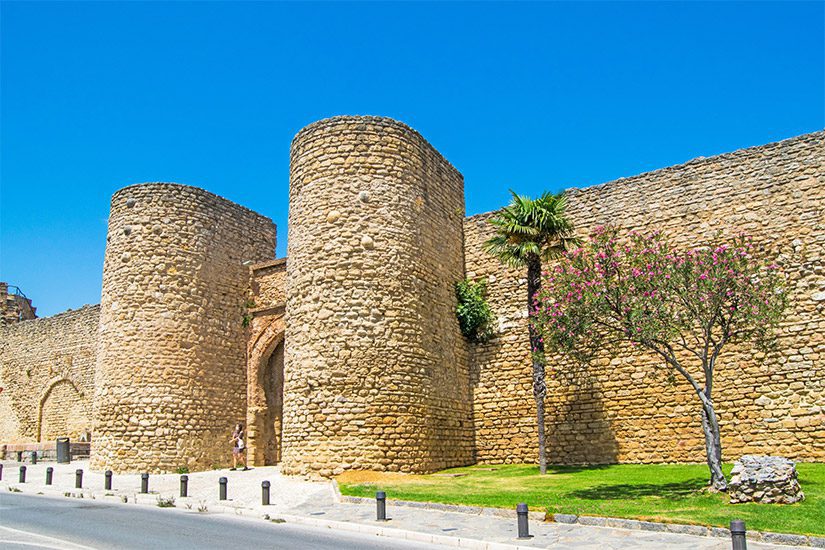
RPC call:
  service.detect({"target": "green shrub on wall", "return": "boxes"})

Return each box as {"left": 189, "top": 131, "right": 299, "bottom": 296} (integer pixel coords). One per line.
{"left": 455, "top": 278, "right": 496, "bottom": 343}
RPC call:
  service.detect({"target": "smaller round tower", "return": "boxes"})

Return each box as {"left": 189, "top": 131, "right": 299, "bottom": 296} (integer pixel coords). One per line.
{"left": 91, "top": 183, "right": 276, "bottom": 473}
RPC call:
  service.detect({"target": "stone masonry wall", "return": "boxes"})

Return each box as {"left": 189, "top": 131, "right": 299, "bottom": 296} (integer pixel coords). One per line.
{"left": 0, "top": 305, "right": 98, "bottom": 443}
{"left": 91, "top": 183, "right": 276, "bottom": 473}
{"left": 467, "top": 131, "right": 824, "bottom": 465}
{"left": 250, "top": 259, "right": 287, "bottom": 310}
{"left": 283, "top": 116, "right": 474, "bottom": 477}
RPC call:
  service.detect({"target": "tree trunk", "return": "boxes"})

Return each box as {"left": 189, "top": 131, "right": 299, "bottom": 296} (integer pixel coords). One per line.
{"left": 526, "top": 255, "right": 547, "bottom": 475}
{"left": 533, "top": 369, "right": 547, "bottom": 475}
{"left": 699, "top": 396, "right": 727, "bottom": 491}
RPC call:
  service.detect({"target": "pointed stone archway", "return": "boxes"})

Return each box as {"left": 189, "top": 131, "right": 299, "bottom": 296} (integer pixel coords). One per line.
{"left": 246, "top": 311, "right": 285, "bottom": 466}
{"left": 36, "top": 376, "right": 88, "bottom": 442}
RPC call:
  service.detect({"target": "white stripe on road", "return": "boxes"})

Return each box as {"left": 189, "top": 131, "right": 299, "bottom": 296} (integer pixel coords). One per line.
{"left": 0, "top": 541, "right": 81, "bottom": 550}
{"left": 0, "top": 525, "right": 99, "bottom": 550}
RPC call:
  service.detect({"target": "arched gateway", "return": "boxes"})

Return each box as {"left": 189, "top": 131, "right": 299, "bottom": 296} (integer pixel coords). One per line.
{"left": 245, "top": 298, "right": 286, "bottom": 466}
{"left": 245, "top": 258, "right": 286, "bottom": 466}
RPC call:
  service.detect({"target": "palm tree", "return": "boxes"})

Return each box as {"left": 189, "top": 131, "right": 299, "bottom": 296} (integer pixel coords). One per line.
{"left": 484, "top": 190, "right": 578, "bottom": 475}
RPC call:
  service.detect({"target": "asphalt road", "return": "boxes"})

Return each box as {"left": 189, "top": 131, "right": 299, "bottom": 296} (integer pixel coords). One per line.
{"left": 0, "top": 492, "right": 444, "bottom": 550}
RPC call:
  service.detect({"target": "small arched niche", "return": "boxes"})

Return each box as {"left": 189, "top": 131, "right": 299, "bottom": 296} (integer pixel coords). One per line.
{"left": 37, "top": 377, "right": 90, "bottom": 442}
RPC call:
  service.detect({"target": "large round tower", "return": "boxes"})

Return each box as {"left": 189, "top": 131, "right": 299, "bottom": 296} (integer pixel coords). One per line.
{"left": 282, "top": 116, "right": 474, "bottom": 477}
{"left": 91, "top": 183, "right": 276, "bottom": 473}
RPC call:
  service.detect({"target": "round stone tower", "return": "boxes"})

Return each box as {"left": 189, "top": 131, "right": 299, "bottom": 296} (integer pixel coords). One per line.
{"left": 91, "top": 183, "right": 276, "bottom": 473}
{"left": 282, "top": 116, "right": 475, "bottom": 477}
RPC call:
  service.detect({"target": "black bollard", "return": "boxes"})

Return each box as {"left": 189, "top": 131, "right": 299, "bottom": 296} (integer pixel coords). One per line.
{"left": 180, "top": 475, "right": 189, "bottom": 497}
{"left": 17, "top": 451, "right": 23, "bottom": 462}
{"left": 19, "top": 465, "right": 27, "bottom": 483}
{"left": 376, "top": 491, "right": 388, "bottom": 521}
{"left": 219, "top": 477, "right": 228, "bottom": 500}
{"left": 105, "top": 470, "right": 113, "bottom": 490}
{"left": 31, "top": 451, "right": 38, "bottom": 465}
{"left": 516, "top": 503, "right": 532, "bottom": 539}
{"left": 75, "top": 469, "right": 83, "bottom": 489}
{"left": 0, "top": 463, "right": 3, "bottom": 480}
{"left": 46, "top": 467, "right": 54, "bottom": 485}
{"left": 141, "top": 473, "right": 149, "bottom": 494}
{"left": 731, "top": 519, "right": 747, "bottom": 550}
{"left": 261, "top": 480, "right": 271, "bottom": 506}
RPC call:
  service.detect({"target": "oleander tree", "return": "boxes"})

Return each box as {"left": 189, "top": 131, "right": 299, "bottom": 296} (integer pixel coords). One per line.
{"left": 484, "top": 190, "right": 579, "bottom": 475}
{"left": 531, "top": 226, "right": 786, "bottom": 491}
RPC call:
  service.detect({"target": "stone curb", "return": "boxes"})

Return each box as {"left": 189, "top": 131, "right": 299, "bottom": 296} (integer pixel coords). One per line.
{"left": 1, "top": 481, "right": 529, "bottom": 550}
{"left": 269, "top": 513, "right": 533, "bottom": 550}
{"left": 333, "top": 485, "right": 821, "bottom": 548}
{"left": 337, "top": 491, "right": 545, "bottom": 522}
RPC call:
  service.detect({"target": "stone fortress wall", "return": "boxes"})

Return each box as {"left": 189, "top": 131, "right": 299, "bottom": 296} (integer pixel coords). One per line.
{"left": 467, "top": 131, "right": 825, "bottom": 465}
{"left": 1, "top": 117, "right": 822, "bottom": 475}
{"left": 0, "top": 305, "right": 99, "bottom": 444}
{"left": 282, "top": 117, "right": 474, "bottom": 477}
{"left": 91, "top": 183, "right": 277, "bottom": 473}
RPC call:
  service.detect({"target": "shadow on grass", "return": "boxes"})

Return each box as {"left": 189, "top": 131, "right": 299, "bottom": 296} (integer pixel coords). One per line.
{"left": 566, "top": 479, "right": 708, "bottom": 501}
{"left": 546, "top": 464, "right": 613, "bottom": 474}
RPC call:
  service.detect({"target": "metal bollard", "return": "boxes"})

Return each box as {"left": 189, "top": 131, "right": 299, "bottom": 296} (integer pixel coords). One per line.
{"left": 219, "top": 477, "right": 228, "bottom": 500}
{"left": 261, "top": 480, "right": 271, "bottom": 506}
{"left": 180, "top": 475, "right": 188, "bottom": 497}
{"left": 141, "top": 473, "right": 149, "bottom": 494}
{"left": 0, "top": 463, "right": 3, "bottom": 480}
{"left": 31, "top": 451, "right": 38, "bottom": 465}
{"left": 105, "top": 470, "right": 113, "bottom": 490}
{"left": 75, "top": 469, "right": 83, "bottom": 489}
{"left": 46, "top": 467, "right": 54, "bottom": 485}
{"left": 516, "top": 503, "right": 532, "bottom": 539}
{"left": 19, "top": 465, "right": 27, "bottom": 483}
{"left": 376, "top": 491, "right": 388, "bottom": 521}
{"left": 17, "top": 451, "right": 23, "bottom": 462}
{"left": 731, "top": 519, "right": 747, "bottom": 550}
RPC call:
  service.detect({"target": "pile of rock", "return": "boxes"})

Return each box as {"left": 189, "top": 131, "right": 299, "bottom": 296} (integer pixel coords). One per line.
{"left": 729, "top": 455, "right": 804, "bottom": 504}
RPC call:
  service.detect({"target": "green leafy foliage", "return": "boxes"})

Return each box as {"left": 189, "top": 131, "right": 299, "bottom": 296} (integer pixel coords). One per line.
{"left": 483, "top": 190, "right": 579, "bottom": 268}
{"left": 242, "top": 298, "right": 257, "bottom": 328}
{"left": 455, "top": 278, "right": 496, "bottom": 343}
{"left": 532, "top": 226, "right": 787, "bottom": 363}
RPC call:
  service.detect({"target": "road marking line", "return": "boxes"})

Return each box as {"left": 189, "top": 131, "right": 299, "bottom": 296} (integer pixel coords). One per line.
{"left": 0, "top": 540, "right": 80, "bottom": 550}
{"left": 0, "top": 525, "right": 99, "bottom": 550}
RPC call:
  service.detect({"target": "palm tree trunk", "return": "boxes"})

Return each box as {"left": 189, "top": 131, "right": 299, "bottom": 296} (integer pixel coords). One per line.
{"left": 526, "top": 254, "right": 547, "bottom": 475}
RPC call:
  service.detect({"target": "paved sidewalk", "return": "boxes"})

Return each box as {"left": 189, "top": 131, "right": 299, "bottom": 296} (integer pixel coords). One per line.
{"left": 0, "top": 460, "right": 810, "bottom": 549}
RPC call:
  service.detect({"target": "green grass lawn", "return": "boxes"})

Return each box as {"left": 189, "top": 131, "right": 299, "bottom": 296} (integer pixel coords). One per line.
{"left": 337, "top": 463, "right": 825, "bottom": 536}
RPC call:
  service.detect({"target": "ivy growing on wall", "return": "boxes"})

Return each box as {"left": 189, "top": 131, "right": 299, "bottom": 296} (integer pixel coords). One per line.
{"left": 454, "top": 278, "right": 496, "bottom": 344}
{"left": 241, "top": 298, "right": 256, "bottom": 328}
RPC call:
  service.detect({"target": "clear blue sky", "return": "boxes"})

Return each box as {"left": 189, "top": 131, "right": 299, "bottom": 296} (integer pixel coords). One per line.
{"left": 1, "top": 1, "right": 823, "bottom": 317}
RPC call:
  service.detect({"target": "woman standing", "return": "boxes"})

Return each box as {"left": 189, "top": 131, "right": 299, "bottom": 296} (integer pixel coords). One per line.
{"left": 230, "top": 423, "right": 249, "bottom": 471}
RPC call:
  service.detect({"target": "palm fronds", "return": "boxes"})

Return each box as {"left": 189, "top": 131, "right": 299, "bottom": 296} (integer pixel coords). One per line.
{"left": 484, "top": 190, "right": 579, "bottom": 267}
